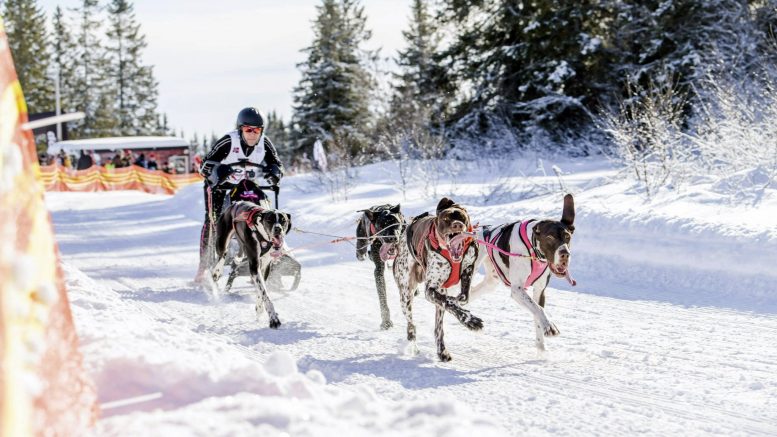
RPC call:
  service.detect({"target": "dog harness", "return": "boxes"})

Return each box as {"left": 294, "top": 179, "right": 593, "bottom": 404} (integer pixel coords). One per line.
{"left": 407, "top": 213, "right": 473, "bottom": 288}
{"left": 234, "top": 206, "right": 264, "bottom": 229}
{"left": 484, "top": 220, "right": 548, "bottom": 290}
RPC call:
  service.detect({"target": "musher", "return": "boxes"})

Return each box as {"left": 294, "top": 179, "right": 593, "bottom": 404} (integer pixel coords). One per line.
{"left": 194, "top": 107, "right": 285, "bottom": 283}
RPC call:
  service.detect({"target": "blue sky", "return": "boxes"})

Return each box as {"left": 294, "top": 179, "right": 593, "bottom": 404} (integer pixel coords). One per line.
{"left": 38, "top": 0, "right": 411, "bottom": 141}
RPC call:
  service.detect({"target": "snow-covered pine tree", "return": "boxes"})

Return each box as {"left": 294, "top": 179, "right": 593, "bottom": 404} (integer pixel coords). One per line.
{"left": 267, "top": 110, "right": 292, "bottom": 162}
{"left": 438, "top": 0, "right": 618, "bottom": 139}
{"left": 105, "top": 0, "right": 159, "bottom": 136}
{"left": 613, "top": 1, "right": 751, "bottom": 90}
{"left": 2, "top": 0, "right": 53, "bottom": 114}
{"left": 292, "top": 0, "right": 376, "bottom": 159}
{"left": 51, "top": 6, "right": 78, "bottom": 127}
{"left": 390, "top": 0, "right": 450, "bottom": 131}
{"left": 69, "top": 0, "right": 114, "bottom": 138}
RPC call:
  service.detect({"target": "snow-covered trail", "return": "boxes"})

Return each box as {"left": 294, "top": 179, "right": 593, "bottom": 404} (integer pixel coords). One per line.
{"left": 49, "top": 178, "right": 777, "bottom": 436}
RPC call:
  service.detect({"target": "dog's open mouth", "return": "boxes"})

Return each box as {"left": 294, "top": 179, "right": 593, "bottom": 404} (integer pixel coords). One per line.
{"left": 446, "top": 232, "right": 468, "bottom": 262}
{"left": 548, "top": 262, "right": 567, "bottom": 277}
{"left": 270, "top": 236, "right": 284, "bottom": 258}
{"left": 379, "top": 243, "right": 397, "bottom": 261}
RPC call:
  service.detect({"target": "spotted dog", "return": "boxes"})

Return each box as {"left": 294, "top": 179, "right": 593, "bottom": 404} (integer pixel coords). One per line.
{"left": 470, "top": 194, "right": 576, "bottom": 350}
{"left": 210, "top": 200, "right": 292, "bottom": 329}
{"left": 392, "top": 198, "right": 483, "bottom": 362}
{"left": 356, "top": 204, "right": 405, "bottom": 330}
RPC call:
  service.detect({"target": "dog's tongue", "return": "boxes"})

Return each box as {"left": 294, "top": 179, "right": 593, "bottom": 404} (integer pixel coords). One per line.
{"left": 379, "top": 244, "right": 396, "bottom": 261}
{"left": 564, "top": 269, "right": 577, "bottom": 286}
{"left": 447, "top": 233, "right": 469, "bottom": 261}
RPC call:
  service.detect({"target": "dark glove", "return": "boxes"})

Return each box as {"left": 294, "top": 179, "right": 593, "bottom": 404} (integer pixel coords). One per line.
{"left": 215, "top": 164, "right": 234, "bottom": 181}
{"left": 265, "top": 166, "right": 281, "bottom": 186}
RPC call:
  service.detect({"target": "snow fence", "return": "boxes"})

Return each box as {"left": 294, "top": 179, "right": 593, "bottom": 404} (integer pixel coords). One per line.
{"left": 39, "top": 164, "right": 203, "bottom": 195}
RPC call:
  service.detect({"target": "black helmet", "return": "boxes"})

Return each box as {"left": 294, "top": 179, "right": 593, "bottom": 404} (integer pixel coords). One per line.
{"left": 235, "top": 107, "right": 265, "bottom": 129}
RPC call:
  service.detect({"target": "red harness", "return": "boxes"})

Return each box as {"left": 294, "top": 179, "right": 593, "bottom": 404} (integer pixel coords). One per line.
{"left": 234, "top": 206, "right": 263, "bottom": 228}
{"left": 427, "top": 222, "right": 473, "bottom": 288}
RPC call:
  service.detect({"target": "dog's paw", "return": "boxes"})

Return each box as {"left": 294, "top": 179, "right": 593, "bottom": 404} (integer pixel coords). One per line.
{"left": 380, "top": 319, "right": 393, "bottom": 330}
{"left": 462, "top": 314, "right": 484, "bottom": 331}
{"left": 438, "top": 349, "right": 452, "bottom": 362}
{"left": 269, "top": 316, "right": 281, "bottom": 329}
{"left": 457, "top": 292, "right": 469, "bottom": 305}
{"left": 356, "top": 252, "right": 366, "bottom": 261}
{"left": 543, "top": 320, "right": 560, "bottom": 337}
{"left": 406, "top": 325, "right": 416, "bottom": 341}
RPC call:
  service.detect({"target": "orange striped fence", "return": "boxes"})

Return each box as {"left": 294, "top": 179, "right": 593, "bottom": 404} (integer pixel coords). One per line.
{"left": 40, "top": 164, "right": 203, "bottom": 194}
{"left": 1, "top": 18, "right": 98, "bottom": 436}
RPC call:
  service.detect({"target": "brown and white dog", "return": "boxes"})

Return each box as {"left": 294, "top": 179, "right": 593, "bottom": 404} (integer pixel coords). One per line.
{"left": 392, "top": 197, "right": 484, "bottom": 362}
{"left": 210, "top": 200, "right": 292, "bottom": 329}
{"left": 469, "top": 194, "right": 575, "bottom": 350}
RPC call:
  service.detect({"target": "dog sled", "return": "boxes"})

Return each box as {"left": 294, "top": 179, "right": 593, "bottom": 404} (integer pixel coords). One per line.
{"left": 204, "top": 160, "right": 301, "bottom": 293}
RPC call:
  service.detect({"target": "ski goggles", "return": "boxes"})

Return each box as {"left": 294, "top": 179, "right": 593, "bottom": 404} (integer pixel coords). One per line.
{"left": 241, "top": 126, "right": 263, "bottom": 134}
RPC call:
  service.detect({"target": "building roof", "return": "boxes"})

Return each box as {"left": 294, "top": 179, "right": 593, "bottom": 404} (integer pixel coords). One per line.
{"left": 48, "top": 136, "right": 190, "bottom": 155}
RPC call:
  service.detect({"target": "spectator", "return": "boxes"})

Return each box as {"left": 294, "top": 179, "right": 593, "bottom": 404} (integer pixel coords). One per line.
{"left": 63, "top": 154, "right": 73, "bottom": 169}
{"left": 76, "top": 150, "right": 93, "bottom": 170}
{"left": 134, "top": 153, "right": 147, "bottom": 168}
{"left": 56, "top": 149, "right": 66, "bottom": 166}
{"left": 113, "top": 152, "right": 123, "bottom": 168}
{"left": 120, "top": 150, "right": 132, "bottom": 168}
{"left": 161, "top": 162, "right": 172, "bottom": 174}
{"left": 147, "top": 153, "right": 158, "bottom": 170}
{"left": 91, "top": 151, "right": 101, "bottom": 167}
{"left": 104, "top": 157, "right": 116, "bottom": 170}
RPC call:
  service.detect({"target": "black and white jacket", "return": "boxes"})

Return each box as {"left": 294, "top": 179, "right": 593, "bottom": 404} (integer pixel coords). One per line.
{"left": 200, "top": 132, "right": 285, "bottom": 181}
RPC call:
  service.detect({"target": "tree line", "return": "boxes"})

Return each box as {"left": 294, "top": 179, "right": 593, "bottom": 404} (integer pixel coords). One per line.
{"left": 4, "top": 0, "right": 776, "bottom": 166}
{"left": 285, "top": 0, "right": 777, "bottom": 166}
{"left": 2, "top": 0, "right": 166, "bottom": 145}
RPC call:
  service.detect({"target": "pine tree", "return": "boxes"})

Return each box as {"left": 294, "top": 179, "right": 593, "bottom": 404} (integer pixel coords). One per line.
{"left": 438, "top": 0, "right": 618, "bottom": 136}
{"left": 292, "top": 0, "right": 376, "bottom": 158}
{"left": 50, "top": 5, "right": 79, "bottom": 128}
{"left": 390, "top": 0, "right": 450, "bottom": 129}
{"left": 2, "top": 0, "right": 53, "bottom": 114}
{"left": 70, "top": 0, "right": 114, "bottom": 138}
{"left": 267, "top": 110, "right": 291, "bottom": 161}
{"left": 105, "top": 0, "right": 159, "bottom": 136}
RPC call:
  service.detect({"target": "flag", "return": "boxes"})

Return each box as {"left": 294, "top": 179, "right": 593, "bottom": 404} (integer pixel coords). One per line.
{"left": 313, "top": 139, "right": 327, "bottom": 172}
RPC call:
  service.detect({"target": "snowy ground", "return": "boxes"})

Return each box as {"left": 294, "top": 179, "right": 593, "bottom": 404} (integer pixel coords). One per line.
{"left": 47, "top": 156, "right": 777, "bottom": 436}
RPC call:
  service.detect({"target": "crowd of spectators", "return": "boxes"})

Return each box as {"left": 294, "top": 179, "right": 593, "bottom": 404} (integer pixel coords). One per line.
{"left": 39, "top": 149, "right": 200, "bottom": 174}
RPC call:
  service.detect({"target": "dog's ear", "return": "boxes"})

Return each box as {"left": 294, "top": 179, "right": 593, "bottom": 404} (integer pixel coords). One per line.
{"left": 390, "top": 203, "right": 401, "bottom": 214}
{"left": 436, "top": 197, "right": 455, "bottom": 214}
{"left": 284, "top": 213, "right": 292, "bottom": 234}
{"left": 561, "top": 194, "right": 575, "bottom": 227}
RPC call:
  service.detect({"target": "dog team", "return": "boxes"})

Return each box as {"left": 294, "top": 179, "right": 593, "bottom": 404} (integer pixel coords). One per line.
{"left": 208, "top": 191, "right": 575, "bottom": 362}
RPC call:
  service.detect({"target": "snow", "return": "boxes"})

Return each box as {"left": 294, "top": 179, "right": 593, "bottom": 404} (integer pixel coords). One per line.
{"left": 46, "top": 156, "right": 777, "bottom": 436}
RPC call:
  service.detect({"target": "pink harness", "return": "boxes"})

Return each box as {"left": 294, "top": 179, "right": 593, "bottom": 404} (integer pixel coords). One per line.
{"left": 485, "top": 220, "right": 548, "bottom": 289}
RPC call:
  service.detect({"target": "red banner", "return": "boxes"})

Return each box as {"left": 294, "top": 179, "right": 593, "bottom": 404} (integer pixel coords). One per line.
{"left": 0, "top": 18, "right": 97, "bottom": 436}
